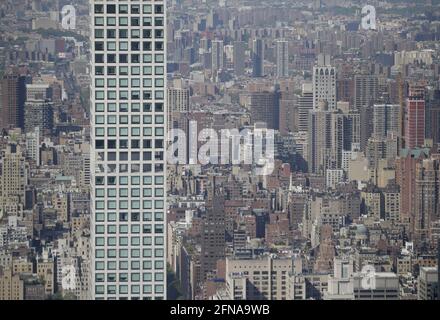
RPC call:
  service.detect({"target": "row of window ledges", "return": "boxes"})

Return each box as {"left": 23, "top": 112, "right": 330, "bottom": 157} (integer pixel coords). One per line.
{"left": 94, "top": 272, "right": 165, "bottom": 284}
{"left": 95, "top": 41, "right": 164, "bottom": 52}
{"left": 94, "top": 102, "right": 164, "bottom": 113}
{"left": 94, "top": 3, "right": 164, "bottom": 15}
{"left": 94, "top": 188, "right": 165, "bottom": 199}
{"left": 95, "top": 138, "right": 164, "bottom": 148}
{"left": 94, "top": 225, "right": 165, "bottom": 235}
{"left": 94, "top": 116, "right": 165, "bottom": 126}
{"left": 94, "top": 51, "right": 164, "bottom": 64}
{"left": 94, "top": 28, "right": 162, "bottom": 39}
{"left": 93, "top": 130, "right": 164, "bottom": 140}
{"left": 92, "top": 127, "right": 164, "bottom": 138}
{"left": 94, "top": 90, "right": 165, "bottom": 100}
{"left": 93, "top": 210, "right": 164, "bottom": 220}
{"left": 95, "top": 158, "right": 165, "bottom": 167}
{"left": 93, "top": 16, "right": 164, "bottom": 27}
{"left": 93, "top": 65, "right": 164, "bottom": 75}
{"left": 94, "top": 78, "right": 165, "bottom": 89}
{"left": 94, "top": 163, "right": 165, "bottom": 173}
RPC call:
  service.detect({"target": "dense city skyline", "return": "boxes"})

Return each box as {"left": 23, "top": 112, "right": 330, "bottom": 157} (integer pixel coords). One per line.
{"left": 0, "top": 0, "right": 439, "bottom": 303}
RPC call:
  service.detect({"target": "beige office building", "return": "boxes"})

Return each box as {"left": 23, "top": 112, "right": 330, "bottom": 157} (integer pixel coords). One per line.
{"left": 223, "top": 255, "right": 293, "bottom": 300}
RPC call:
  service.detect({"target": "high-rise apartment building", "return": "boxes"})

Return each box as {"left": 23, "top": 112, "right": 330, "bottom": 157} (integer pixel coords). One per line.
{"left": 395, "top": 148, "right": 430, "bottom": 232}
{"left": 24, "top": 83, "right": 54, "bottom": 135}
{"left": 279, "top": 92, "right": 296, "bottom": 135}
{"left": 167, "top": 85, "right": 189, "bottom": 130}
{"left": 307, "top": 102, "right": 344, "bottom": 174}
{"left": 233, "top": 41, "right": 246, "bottom": 77}
{"left": 373, "top": 104, "right": 400, "bottom": 139}
{"left": 200, "top": 192, "right": 226, "bottom": 282}
{"left": 0, "top": 144, "right": 27, "bottom": 219}
{"left": 405, "top": 97, "right": 425, "bottom": 149}
{"left": 252, "top": 38, "right": 264, "bottom": 77}
{"left": 90, "top": 0, "right": 167, "bottom": 300}
{"left": 312, "top": 54, "right": 336, "bottom": 111}
{"left": 414, "top": 158, "right": 439, "bottom": 242}
{"left": 276, "top": 40, "right": 288, "bottom": 78}
{"left": 343, "top": 110, "right": 361, "bottom": 152}
{"left": 383, "top": 184, "right": 401, "bottom": 222}
{"left": 354, "top": 75, "right": 378, "bottom": 111}
{"left": 425, "top": 89, "right": 440, "bottom": 150}
{"left": 26, "top": 127, "right": 40, "bottom": 165}
{"left": 297, "top": 83, "right": 313, "bottom": 132}
{"left": 0, "top": 69, "right": 27, "bottom": 131}
{"left": 354, "top": 75, "right": 378, "bottom": 151}
{"left": 249, "top": 91, "right": 280, "bottom": 130}
{"left": 24, "top": 101, "right": 53, "bottom": 135}
{"left": 211, "top": 39, "right": 224, "bottom": 74}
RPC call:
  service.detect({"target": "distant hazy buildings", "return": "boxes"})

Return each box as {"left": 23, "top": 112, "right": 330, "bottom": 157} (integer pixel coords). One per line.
{"left": 394, "top": 50, "right": 433, "bottom": 66}
{"left": 233, "top": 41, "right": 246, "bottom": 77}
{"left": 211, "top": 39, "right": 224, "bottom": 74}
{"left": 276, "top": 40, "right": 289, "bottom": 78}
{"left": 252, "top": 39, "right": 264, "bottom": 77}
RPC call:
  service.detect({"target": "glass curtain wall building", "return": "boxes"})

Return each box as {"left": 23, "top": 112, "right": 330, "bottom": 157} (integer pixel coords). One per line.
{"left": 90, "top": 0, "right": 167, "bottom": 300}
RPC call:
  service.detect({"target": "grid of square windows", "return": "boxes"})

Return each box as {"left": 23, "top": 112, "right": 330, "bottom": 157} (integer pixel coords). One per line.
{"left": 90, "top": 0, "right": 166, "bottom": 300}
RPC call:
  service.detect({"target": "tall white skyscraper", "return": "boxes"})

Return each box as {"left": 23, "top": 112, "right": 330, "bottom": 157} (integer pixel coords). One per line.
{"left": 276, "top": 39, "right": 288, "bottom": 78}
{"left": 90, "top": 0, "right": 167, "bottom": 300}
{"left": 312, "top": 54, "right": 336, "bottom": 111}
